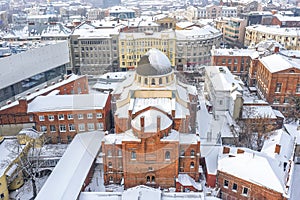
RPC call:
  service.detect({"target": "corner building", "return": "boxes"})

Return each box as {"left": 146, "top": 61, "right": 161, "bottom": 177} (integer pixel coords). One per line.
{"left": 102, "top": 49, "right": 200, "bottom": 189}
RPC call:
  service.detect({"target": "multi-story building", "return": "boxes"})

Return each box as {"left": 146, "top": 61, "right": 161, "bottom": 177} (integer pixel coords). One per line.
{"left": 211, "top": 48, "right": 259, "bottom": 82}
{"left": 102, "top": 49, "right": 200, "bottom": 189}
{"left": 27, "top": 93, "right": 111, "bottom": 144}
{"left": 271, "top": 14, "right": 300, "bottom": 27}
{"left": 118, "top": 30, "right": 176, "bottom": 70}
{"left": 175, "top": 25, "right": 222, "bottom": 71}
{"left": 197, "top": 5, "right": 237, "bottom": 19}
{"left": 108, "top": 6, "right": 135, "bottom": 19}
{"left": 223, "top": 18, "right": 247, "bottom": 48}
{"left": 0, "top": 41, "right": 70, "bottom": 106}
{"left": 86, "top": 8, "right": 105, "bottom": 20}
{"left": 240, "top": 11, "right": 273, "bottom": 26}
{"left": 256, "top": 53, "right": 300, "bottom": 114}
{"left": 69, "top": 25, "right": 119, "bottom": 75}
{"left": 245, "top": 25, "right": 300, "bottom": 50}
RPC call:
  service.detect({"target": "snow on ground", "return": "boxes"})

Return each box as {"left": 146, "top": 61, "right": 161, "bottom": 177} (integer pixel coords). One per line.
{"left": 85, "top": 164, "right": 105, "bottom": 192}
{"left": 290, "top": 164, "right": 300, "bottom": 200}
{"left": 9, "top": 175, "right": 49, "bottom": 200}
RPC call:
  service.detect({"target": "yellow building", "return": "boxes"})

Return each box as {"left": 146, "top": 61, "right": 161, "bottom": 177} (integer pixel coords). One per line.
{"left": 245, "top": 25, "right": 300, "bottom": 50}
{"left": 118, "top": 30, "right": 176, "bottom": 70}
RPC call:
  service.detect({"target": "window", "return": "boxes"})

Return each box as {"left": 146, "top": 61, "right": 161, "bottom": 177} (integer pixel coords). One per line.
{"left": 107, "top": 150, "right": 112, "bottom": 157}
{"left": 109, "top": 176, "right": 113, "bottom": 183}
{"left": 242, "top": 187, "right": 249, "bottom": 196}
{"left": 67, "top": 114, "right": 73, "bottom": 120}
{"left": 87, "top": 123, "right": 95, "bottom": 131}
{"left": 296, "top": 84, "right": 300, "bottom": 93}
{"left": 274, "top": 98, "right": 280, "bottom": 104}
{"left": 152, "top": 176, "right": 155, "bottom": 182}
{"left": 275, "top": 83, "right": 282, "bottom": 93}
{"left": 0, "top": 193, "right": 4, "bottom": 199}
{"left": 224, "top": 180, "right": 229, "bottom": 188}
{"left": 284, "top": 98, "right": 289, "bottom": 104}
{"left": 108, "top": 162, "right": 112, "bottom": 168}
{"left": 67, "top": 136, "right": 72, "bottom": 143}
{"left": 219, "top": 100, "right": 223, "bottom": 105}
{"left": 118, "top": 149, "right": 122, "bottom": 157}
{"left": 96, "top": 113, "right": 103, "bottom": 118}
{"left": 151, "top": 78, "right": 155, "bottom": 85}
{"left": 165, "top": 151, "right": 170, "bottom": 160}
{"left": 50, "top": 125, "right": 56, "bottom": 132}
{"left": 131, "top": 151, "right": 136, "bottom": 160}
{"left": 58, "top": 114, "right": 64, "bottom": 120}
{"left": 222, "top": 58, "right": 226, "bottom": 64}
{"left": 40, "top": 125, "right": 47, "bottom": 132}
{"left": 232, "top": 183, "right": 238, "bottom": 191}
{"left": 180, "top": 150, "right": 185, "bottom": 156}
{"left": 59, "top": 124, "right": 66, "bottom": 132}
{"left": 159, "top": 78, "right": 162, "bottom": 85}
{"left": 78, "top": 114, "right": 84, "bottom": 119}
{"left": 69, "top": 124, "right": 75, "bottom": 131}
{"left": 191, "top": 150, "right": 195, "bottom": 157}
{"left": 190, "top": 162, "right": 195, "bottom": 168}
{"left": 39, "top": 115, "right": 45, "bottom": 121}
{"left": 97, "top": 123, "right": 104, "bottom": 130}
{"left": 144, "top": 78, "right": 148, "bottom": 84}
{"left": 87, "top": 113, "right": 93, "bottom": 119}
{"left": 48, "top": 115, "right": 54, "bottom": 121}
{"left": 228, "top": 58, "right": 232, "bottom": 64}
{"left": 147, "top": 176, "right": 150, "bottom": 182}
{"left": 78, "top": 123, "right": 85, "bottom": 131}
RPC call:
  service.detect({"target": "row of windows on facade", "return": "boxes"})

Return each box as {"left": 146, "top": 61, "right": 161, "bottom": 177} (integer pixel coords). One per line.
{"left": 137, "top": 76, "right": 173, "bottom": 85}
{"left": 107, "top": 149, "right": 196, "bottom": 160}
{"left": 107, "top": 175, "right": 155, "bottom": 184}
{"left": 81, "top": 53, "right": 113, "bottom": 58}
{"left": 38, "top": 113, "right": 103, "bottom": 121}
{"left": 81, "top": 46, "right": 117, "bottom": 51}
{"left": 223, "top": 179, "right": 249, "bottom": 197}
{"left": 120, "top": 40, "right": 174, "bottom": 46}
{"left": 40, "top": 122, "right": 104, "bottom": 132}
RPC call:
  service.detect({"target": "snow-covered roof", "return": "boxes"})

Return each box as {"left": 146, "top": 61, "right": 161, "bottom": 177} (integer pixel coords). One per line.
{"left": 73, "top": 28, "right": 119, "bottom": 39}
{"left": 218, "top": 147, "right": 291, "bottom": 195}
{"left": 161, "top": 130, "right": 200, "bottom": 144}
{"left": 102, "top": 130, "right": 141, "bottom": 144}
{"left": 28, "top": 93, "right": 109, "bottom": 112}
{"left": 0, "top": 41, "right": 69, "bottom": 90}
{"left": 131, "top": 98, "right": 172, "bottom": 115}
{"left": 284, "top": 124, "right": 300, "bottom": 144}
{"left": 0, "top": 138, "right": 21, "bottom": 177}
{"left": 202, "top": 145, "right": 222, "bottom": 175}
{"left": 175, "top": 25, "right": 221, "bottom": 40}
{"left": 211, "top": 48, "right": 259, "bottom": 59}
{"left": 131, "top": 110, "right": 172, "bottom": 132}
{"left": 242, "top": 105, "right": 277, "bottom": 119}
{"left": 176, "top": 174, "right": 202, "bottom": 190}
{"left": 119, "top": 30, "right": 175, "bottom": 40}
{"left": 123, "top": 185, "right": 161, "bottom": 200}
{"left": 18, "top": 128, "right": 42, "bottom": 139}
{"left": 259, "top": 54, "right": 299, "bottom": 73}
{"left": 36, "top": 131, "right": 104, "bottom": 200}
{"left": 246, "top": 25, "right": 300, "bottom": 37}
{"left": 274, "top": 14, "right": 300, "bottom": 22}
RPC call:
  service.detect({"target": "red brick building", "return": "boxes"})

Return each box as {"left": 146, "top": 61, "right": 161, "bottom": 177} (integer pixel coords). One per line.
{"left": 102, "top": 49, "right": 201, "bottom": 189}
{"left": 27, "top": 93, "right": 111, "bottom": 144}
{"left": 271, "top": 14, "right": 300, "bottom": 27}
{"left": 256, "top": 53, "right": 300, "bottom": 114}
{"left": 0, "top": 74, "right": 88, "bottom": 135}
{"left": 211, "top": 48, "right": 259, "bottom": 82}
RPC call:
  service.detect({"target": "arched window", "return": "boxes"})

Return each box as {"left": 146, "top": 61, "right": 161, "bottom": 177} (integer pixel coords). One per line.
{"left": 151, "top": 78, "right": 155, "bottom": 85}
{"left": 191, "top": 149, "right": 195, "bottom": 157}
{"left": 165, "top": 151, "right": 170, "bottom": 160}
{"left": 190, "top": 162, "right": 195, "bottom": 168}
{"left": 131, "top": 151, "right": 136, "bottom": 160}
{"left": 152, "top": 176, "right": 155, "bottom": 182}
{"left": 108, "top": 162, "right": 112, "bottom": 168}
{"left": 144, "top": 78, "right": 148, "bottom": 85}
{"left": 180, "top": 150, "right": 185, "bottom": 157}
{"left": 147, "top": 176, "right": 150, "bottom": 182}
{"left": 159, "top": 78, "right": 162, "bottom": 85}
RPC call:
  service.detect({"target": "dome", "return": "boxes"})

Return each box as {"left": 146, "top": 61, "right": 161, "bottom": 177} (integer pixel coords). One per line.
{"left": 136, "top": 49, "right": 172, "bottom": 76}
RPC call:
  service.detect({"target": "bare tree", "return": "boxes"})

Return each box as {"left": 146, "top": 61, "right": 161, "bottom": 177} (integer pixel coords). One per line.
{"left": 286, "top": 95, "right": 300, "bottom": 123}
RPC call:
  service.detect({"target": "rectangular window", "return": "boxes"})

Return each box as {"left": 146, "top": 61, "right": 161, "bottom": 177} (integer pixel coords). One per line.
{"left": 50, "top": 125, "right": 56, "bottom": 132}
{"left": 275, "top": 83, "right": 282, "bottom": 93}
{"left": 69, "top": 124, "right": 76, "bottom": 131}
{"left": 59, "top": 124, "right": 66, "bottom": 132}
{"left": 48, "top": 115, "right": 54, "bottom": 121}
{"left": 96, "top": 113, "right": 103, "bottom": 118}
{"left": 88, "top": 123, "right": 95, "bottom": 131}
{"left": 296, "top": 83, "right": 300, "bottom": 93}
{"left": 232, "top": 183, "right": 238, "bottom": 191}
{"left": 87, "top": 113, "right": 93, "bottom": 119}
{"left": 78, "top": 123, "right": 85, "bottom": 132}
{"left": 67, "top": 114, "right": 74, "bottom": 120}
{"left": 284, "top": 98, "right": 289, "bottom": 104}
{"left": 40, "top": 125, "right": 47, "bottom": 132}
{"left": 242, "top": 187, "right": 249, "bottom": 196}
{"left": 58, "top": 114, "right": 64, "bottom": 120}
{"left": 228, "top": 58, "right": 232, "bottom": 64}
{"left": 97, "top": 122, "right": 104, "bottom": 130}
{"left": 39, "top": 115, "right": 45, "bottom": 121}
{"left": 224, "top": 180, "right": 229, "bottom": 188}
{"left": 78, "top": 114, "right": 84, "bottom": 119}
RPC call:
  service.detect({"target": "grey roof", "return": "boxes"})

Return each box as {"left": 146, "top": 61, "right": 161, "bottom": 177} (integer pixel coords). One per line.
{"left": 136, "top": 48, "right": 172, "bottom": 76}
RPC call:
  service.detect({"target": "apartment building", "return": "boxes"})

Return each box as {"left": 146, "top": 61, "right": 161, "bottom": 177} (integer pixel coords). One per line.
{"left": 245, "top": 25, "right": 300, "bottom": 50}
{"left": 118, "top": 30, "right": 176, "bottom": 70}
{"left": 197, "top": 5, "right": 237, "bottom": 19}
{"left": 27, "top": 93, "right": 111, "bottom": 144}
{"left": 223, "top": 18, "right": 247, "bottom": 48}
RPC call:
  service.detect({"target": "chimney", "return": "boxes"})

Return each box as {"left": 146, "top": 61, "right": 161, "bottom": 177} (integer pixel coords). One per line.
{"left": 140, "top": 116, "right": 145, "bottom": 132}
{"left": 274, "top": 46, "right": 280, "bottom": 53}
{"left": 157, "top": 116, "right": 161, "bottom": 132}
{"left": 275, "top": 144, "right": 281, "bottom": 154}
{"left": 223, "top": 146, "right": 230, "bottom": 154}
